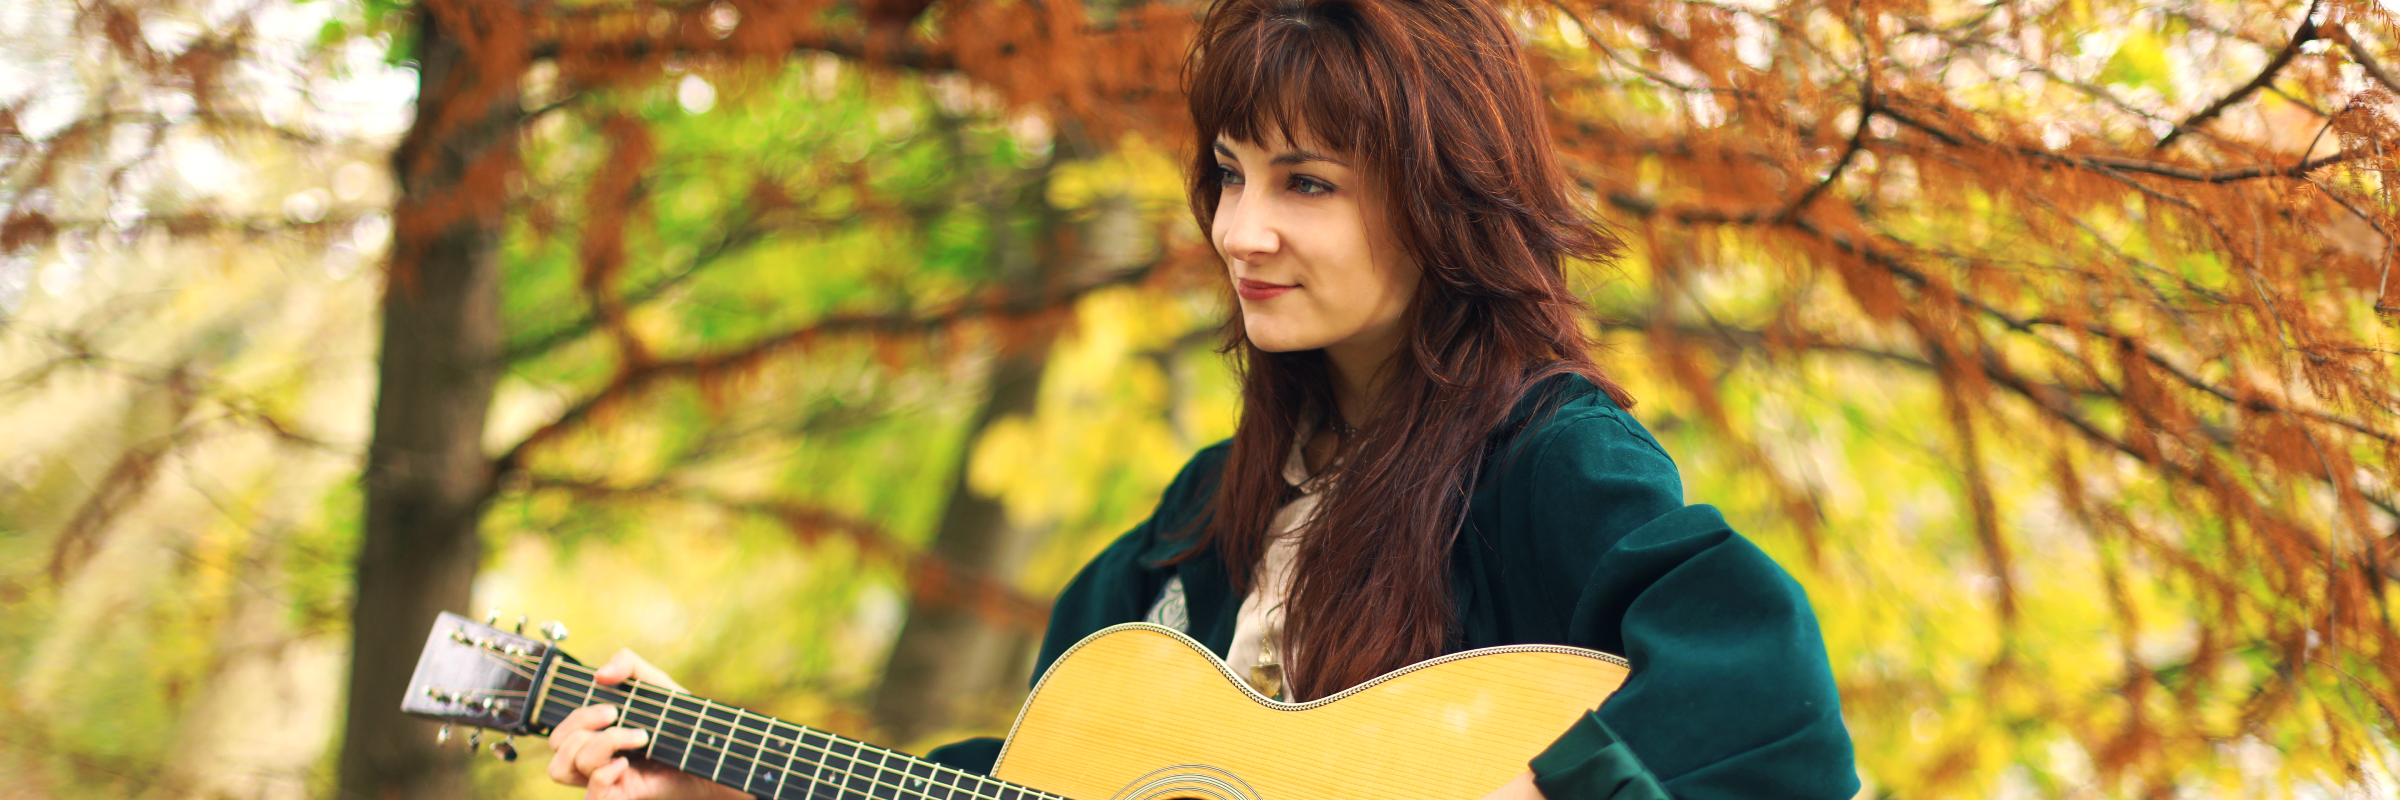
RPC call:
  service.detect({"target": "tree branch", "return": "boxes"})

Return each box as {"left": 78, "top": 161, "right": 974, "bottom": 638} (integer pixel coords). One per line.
{"left": 11, "top": 109, "right": 359, "bottom": 148}
{"left": 1875, "top": 105, "right": 2358, "bottom": 183}
{"left": 28, "top": 211, "right": 383, "bottom": 238}
{"left": 500, "top": 221, "right": 766, "bottom": 364}
{"left": 2154, "top": 2, "right": 2320, "bottom": 151}
{"left": 1604, "top": 190, "right": 2399, "bottom": 456}
{"left": 521, "top": 476, "right": 1050, "bottom": 630}
{"left": 1543, "top": 0, "right": 1755, "bottom": 98}
{"left": 2335, "top": 24, "right": 2400, "bottom": 95}
{"left": 488, "top": 259, "right": 1168, "bottom": 495}
{"left": 1777, "top": 81, "right": 1875, "bottom": 223}
{"left": 529, "top": 31, "right": 956, "bottom": 73}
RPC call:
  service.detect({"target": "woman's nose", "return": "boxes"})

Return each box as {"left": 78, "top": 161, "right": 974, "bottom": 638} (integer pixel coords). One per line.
{"left": 1216, "top": 195, "right": 1279, "bottom": 263}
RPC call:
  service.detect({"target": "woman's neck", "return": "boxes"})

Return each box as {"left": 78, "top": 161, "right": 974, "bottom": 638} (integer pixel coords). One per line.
{"left": 1322, "top": 326, "right": 1404, "bottom": 433}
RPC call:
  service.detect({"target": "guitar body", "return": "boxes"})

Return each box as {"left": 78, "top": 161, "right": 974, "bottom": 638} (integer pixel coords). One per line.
{"left": 993, "top": 624, "right": 1630, "bottom": 800}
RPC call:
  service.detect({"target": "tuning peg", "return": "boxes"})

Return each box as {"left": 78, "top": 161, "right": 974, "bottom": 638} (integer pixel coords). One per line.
{"left": 515, "top": 615, "right": 526, "bottom": 635}
{"left": 540, "top": 621, "right": 569, "bottom": 642}
{"left": 492, "top": 736, "right": 519, "bottom": 762}
{"left": 437, "top": 724, "right": 451, "bottom": 745}
{"left": 486, "top": 609, "right": 501, "bottom": 626}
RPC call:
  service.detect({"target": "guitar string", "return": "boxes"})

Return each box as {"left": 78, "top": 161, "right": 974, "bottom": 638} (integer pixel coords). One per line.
{"left": 448, "top": 648, "right": 1052, "bottom": 800}
{"left": 452, "top": 652, "right": 949, "bottom": 800}
{"left": 540, "top": 665, "right": 1053, "bottom": 800}
{"left": 543, "top": 668, "right": 1012, "bottom": 800}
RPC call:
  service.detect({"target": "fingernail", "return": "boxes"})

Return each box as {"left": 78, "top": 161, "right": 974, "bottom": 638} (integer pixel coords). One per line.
{"left": 628, "top": 729, "right": 649, "bottom": 746}
{"left": 599, "top": 706, "right": 618, "bottom": 722}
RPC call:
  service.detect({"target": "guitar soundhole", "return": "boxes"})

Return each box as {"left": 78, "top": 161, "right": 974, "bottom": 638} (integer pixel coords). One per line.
{"left": 1113, "top": 765, "right": 1261, "bottom": 800}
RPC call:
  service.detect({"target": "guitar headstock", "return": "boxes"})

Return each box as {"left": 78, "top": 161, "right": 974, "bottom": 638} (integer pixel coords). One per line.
{"left": 401, "top": 611, "right": 574, "bottom": 744}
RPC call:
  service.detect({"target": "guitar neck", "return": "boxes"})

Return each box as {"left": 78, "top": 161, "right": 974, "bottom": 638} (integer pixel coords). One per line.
{"left": 534, "top": 661, "right": 1057, "bottom": 800}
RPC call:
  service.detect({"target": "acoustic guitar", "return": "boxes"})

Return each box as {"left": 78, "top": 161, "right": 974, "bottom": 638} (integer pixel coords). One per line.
{"left": 402, "top": 612, "right": 1629, "bottom": 800}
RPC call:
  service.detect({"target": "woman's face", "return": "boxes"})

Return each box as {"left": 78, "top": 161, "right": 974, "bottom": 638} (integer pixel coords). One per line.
{"left": 1210, "top": 132, "right": 1419, "bottom": 360}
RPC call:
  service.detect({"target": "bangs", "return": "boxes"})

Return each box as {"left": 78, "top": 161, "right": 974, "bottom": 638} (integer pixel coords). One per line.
{"left": 1186, "top": 7, "right": 1385, "bottom": 158}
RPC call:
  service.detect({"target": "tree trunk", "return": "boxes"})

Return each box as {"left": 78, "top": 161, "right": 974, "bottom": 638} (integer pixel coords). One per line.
{"left": 335, "top": 6, "right": 517, "bottom": 799}
{"left": 869, "top": 343, "right": 1054, "bottom": 745}
{"left": 870, "top": 157, "right": 1064, "bottom": 745}
{"left": 871, "top": 137, "right": 1160, "bottom": 744}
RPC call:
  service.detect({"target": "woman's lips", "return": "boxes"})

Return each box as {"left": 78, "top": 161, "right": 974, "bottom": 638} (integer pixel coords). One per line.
{"left": 1236, "top": 278, "right": 1296, "bottom": 301}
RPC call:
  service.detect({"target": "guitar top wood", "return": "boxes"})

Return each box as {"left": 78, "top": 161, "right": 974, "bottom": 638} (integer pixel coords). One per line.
{"left": 992, "top": 624, "right": 1630, "bottom": 800}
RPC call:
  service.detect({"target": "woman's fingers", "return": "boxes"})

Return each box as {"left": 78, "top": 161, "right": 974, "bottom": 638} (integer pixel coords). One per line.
{"left": 547, "top": 726, "right": 592, "bottom": 787}
{"left": 575, "top": 726, "right": 652, "bottom": 781}
{"left": 547, "top": 704, "right": 618, "bottom": 785}
{"left": 550, "top": 705, "right": 619, "bottom": 750}
{"left": 547, "top": 706, "right": 646, "bottom": 788}
{"left": 550, "top": 649, "right": 699, "bottom": 798}
{"left": 587, "top": 757, "right": 631, "bottom": 798}
{"left": 594, "top": 649, "right": 687, "bottom": 693}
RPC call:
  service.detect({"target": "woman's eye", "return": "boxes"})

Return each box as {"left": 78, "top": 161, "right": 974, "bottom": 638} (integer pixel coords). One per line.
{"left": 1213, "top": 164, "right": 1243, "bottom": 186}
{"left": 1289, "top": 175, "right": 1332, "bottom": 195}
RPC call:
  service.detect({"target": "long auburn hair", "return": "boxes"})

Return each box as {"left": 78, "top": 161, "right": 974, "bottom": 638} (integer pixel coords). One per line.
{"left": 1179, "top": 0, "right": 1638, "bottom": 701}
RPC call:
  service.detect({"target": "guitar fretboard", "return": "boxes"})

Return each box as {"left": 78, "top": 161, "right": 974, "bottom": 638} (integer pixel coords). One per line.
{"left": 536, "top": 662, "right": 1062, "bottom": 800}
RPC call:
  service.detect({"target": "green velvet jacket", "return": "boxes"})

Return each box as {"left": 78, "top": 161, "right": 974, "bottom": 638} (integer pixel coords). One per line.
{"left": 926, "top": 375, "right": 1858, "bottom": 799}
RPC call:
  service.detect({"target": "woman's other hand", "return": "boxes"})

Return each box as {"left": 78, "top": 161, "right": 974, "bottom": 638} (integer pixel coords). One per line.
{"left": 546, "top": 650, "right": 752, "bottom": 800}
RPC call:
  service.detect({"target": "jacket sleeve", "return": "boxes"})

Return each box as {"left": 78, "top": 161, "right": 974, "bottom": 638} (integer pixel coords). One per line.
{"left": 1520, "top": 415, "right": 1856, "bottom": 800}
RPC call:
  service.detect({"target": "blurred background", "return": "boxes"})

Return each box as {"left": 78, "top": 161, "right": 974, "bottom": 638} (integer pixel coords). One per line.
{"left": 1, "top": 0, "right": 2394, "bottom": 797}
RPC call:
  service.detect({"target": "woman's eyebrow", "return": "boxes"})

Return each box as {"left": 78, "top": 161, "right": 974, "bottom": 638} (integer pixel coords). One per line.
{"left": 1213, "top": 140, "right": 1349, "bottom": 168}
{"left": 1271, "top": 149, "right": 1346, "bottom": 167}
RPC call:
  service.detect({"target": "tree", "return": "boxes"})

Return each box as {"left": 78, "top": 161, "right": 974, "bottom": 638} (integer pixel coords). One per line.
{"left": 336, "top": 3, "right": 520, "bottom": 798}
{"left": 1, "top": 0, "right": 2391, "bottom": 798}
{"left": 1528, "top": 1, "right": 2398, "bottom": 793}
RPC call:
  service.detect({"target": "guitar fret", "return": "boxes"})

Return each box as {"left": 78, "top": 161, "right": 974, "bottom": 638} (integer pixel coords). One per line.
{"left": 666, "top": 689, "right": 698, "bottom": 772}
{"left": 906, "top": 755, "right": 943, "bottom": 800}
{"left": 764, "top": 716, "right": 803, "bottom": 800}
{"left": 788, "top": 726, "right": 818, "bottom": 800}
{"left": 862, "top": 744, "right": 898, "bottom": 800}
{"left": 900, "top": 759, "right": 935, "bottom": 800}
{"left": 869, "top": 747, "right": 899, "bottom": 800}
{"left": 730, "top": 708, "right": 773, "bottom": 797}
{"left": 794, "top": 724, "right": 823, "bottom": 800}
{"left": 766, "top": 719, "right": 792, "bottom": 800}
{"left": 933, "top": 765, "right": 967, "bottom": 800}
{"left": 698, "top": 698, "right": 728, "bottom": 784}
{"left": 910, "top": 756, "right": 942, "bottom": 800}
{"left": 828, "top": 738, "right": 862, "bottom": 800}
{"left": 642, "top": 683, "right": 670, "bottom": 762}
{"left": 734, "top": 707, "right": 767, "bottom": 797}
{"left": 654, "top": 685, "right": 693, "bottom": 767}
{"left": 858, "top": 747, "right": 884, "bottom": 800}
{"left": 875, "top": 749, "right": 907, "bottom": 800}
{"left": 802, "top": 727, "right": 839, "bottom": 800}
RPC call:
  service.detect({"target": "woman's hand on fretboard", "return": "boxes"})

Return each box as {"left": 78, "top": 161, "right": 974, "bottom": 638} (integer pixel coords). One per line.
{"left": 546, "top": 650, "right": 753, "bottom": 800}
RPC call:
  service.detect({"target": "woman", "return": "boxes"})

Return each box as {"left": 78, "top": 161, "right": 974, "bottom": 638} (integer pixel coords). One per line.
{"left": 548, "top": 1, "right": 1857, "bottom": 798}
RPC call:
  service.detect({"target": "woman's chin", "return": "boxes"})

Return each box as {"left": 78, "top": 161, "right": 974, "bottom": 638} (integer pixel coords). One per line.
{"left": 1243, "top": 328, "right": 1325, "bottom": 354}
